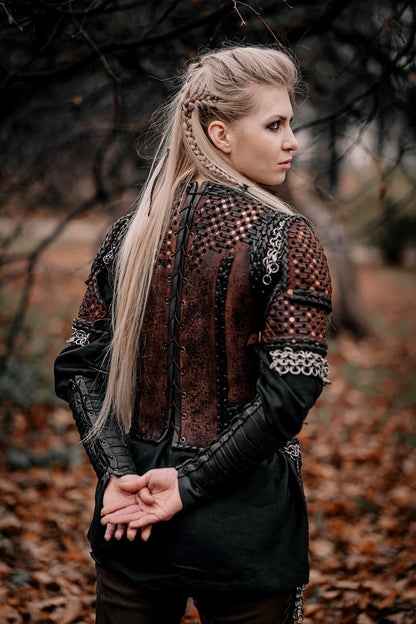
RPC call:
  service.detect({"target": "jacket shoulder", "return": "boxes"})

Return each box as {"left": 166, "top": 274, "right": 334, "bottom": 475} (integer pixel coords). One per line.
{"left": 89, "top": 213, "right": 134, "bottom": 279}
{"left": 247, "top": 205, "right": 307, "bottom": 292}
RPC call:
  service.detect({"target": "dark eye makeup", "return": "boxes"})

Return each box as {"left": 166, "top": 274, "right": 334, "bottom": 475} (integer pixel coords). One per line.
{"left": 267, "top": 120, "right": 281, "bottom": 131}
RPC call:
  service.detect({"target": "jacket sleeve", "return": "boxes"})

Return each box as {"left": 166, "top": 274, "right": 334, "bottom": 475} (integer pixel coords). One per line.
{"left": 54, "top": 216, "right": 137, "bottom": 479}
{"left": 176, "top": 215, "right": 332, "bottom": 508}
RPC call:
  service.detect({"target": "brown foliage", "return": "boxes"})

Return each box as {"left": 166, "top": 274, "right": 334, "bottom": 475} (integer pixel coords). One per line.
{"left": 0, "top": 265, "right": 415, "bottom": 623}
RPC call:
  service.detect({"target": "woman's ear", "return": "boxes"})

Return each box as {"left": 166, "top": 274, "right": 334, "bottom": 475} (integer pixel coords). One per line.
{"left": 207, "top": 120, "right": 232, "bottom": 155}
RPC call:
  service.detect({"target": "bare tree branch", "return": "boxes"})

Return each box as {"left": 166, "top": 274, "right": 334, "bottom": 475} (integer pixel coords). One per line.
{"left": 3, "top": 3, "right": 233, "bottom": 84}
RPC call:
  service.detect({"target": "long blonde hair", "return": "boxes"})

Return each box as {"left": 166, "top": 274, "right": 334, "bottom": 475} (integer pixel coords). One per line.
{"left": 97, "top": 45, "right": 299, "bottom": 435}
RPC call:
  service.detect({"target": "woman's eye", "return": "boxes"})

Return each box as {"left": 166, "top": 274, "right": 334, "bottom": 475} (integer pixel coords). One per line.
{"left": 267, "top": 121, "right": 281, "bottom": 131}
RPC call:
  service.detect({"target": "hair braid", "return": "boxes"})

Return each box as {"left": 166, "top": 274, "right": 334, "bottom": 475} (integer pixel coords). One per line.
{"left": 181, "top": 93, "right": 245, "bottom": 189}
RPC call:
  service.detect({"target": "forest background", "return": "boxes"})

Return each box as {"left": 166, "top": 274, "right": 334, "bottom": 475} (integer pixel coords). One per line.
{"left": 0, "top": 1, "right": 415, "bottom": 622}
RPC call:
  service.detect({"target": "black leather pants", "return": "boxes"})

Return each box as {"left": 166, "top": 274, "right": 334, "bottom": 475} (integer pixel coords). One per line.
{"left": 95, "top": 563, "right": 294, "bottom": 624}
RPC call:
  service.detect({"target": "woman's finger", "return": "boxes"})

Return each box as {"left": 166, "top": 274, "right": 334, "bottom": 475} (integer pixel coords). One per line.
{"left": 128, "top": 514, "right": 157, "bottom": 529}
{"left": 141, "top": 524, "right": 153, "bottom": 542}
{"left": 119, "top": 474, "right": 149, "bottom": 492}
{"left": 114, "top": 524, "right": 126, "bottom": 540}
{"left": 104, "top": 522, "right": 117, "bottom": 541}
{"left": 139, "top": 486, "right": 154, "bottom": 505}
{"left": 101, "top": 507, "right": 144, "bottom": 526}
{"left": 101, "top": 495, "right": 138, "bottom": 516}
{"left": 126, "top": 525, "right": 139, "bottom": 541}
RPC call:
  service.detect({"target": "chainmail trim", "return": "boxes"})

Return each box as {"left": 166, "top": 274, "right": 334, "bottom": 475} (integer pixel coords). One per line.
{"left": 281, "top": 438, "right": 301, "bottom": 460}
{"left": 262, "top": 217, "right": 289, "bottom": 285}
{"left": 269, "top": 347, "right": 330, "bottom": 384}
{"left": 293, "top": 584, "right": 305, "bottom": 623}
{"left": 66, "top": 327, "right": 91, "bottom": 346}
{"left": 102, "top": 249, "right": 114, "bottom": 265}
{"left": 89, "top": 213, "right": 133, "bottom": 276}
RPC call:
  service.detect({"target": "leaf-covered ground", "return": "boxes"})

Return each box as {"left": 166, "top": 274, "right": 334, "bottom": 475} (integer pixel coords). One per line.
{"left": 1, "top": 257, "right": 415, "bottom": 623}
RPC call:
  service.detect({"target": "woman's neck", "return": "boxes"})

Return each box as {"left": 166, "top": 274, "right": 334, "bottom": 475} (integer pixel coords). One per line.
{"left": 193, "top": 174, "right": 211, "bottom": 188}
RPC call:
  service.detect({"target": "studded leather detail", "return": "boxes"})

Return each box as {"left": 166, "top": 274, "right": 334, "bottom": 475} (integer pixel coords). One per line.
{"left": 131, "top": 182, "right": 331, "bottom": 449}
{"left": 262, "top": 217, "right": 332, "bottom": 355}
{"left": 67, "top": 214, "right": 133, "bottom": 345}
{"left": 181, "top": 187, "right": 260, "bottom": 271}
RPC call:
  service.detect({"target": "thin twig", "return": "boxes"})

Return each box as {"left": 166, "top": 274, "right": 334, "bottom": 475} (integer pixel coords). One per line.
{"left": 70, "top": 12, "right": 119, "bottom": 81}
{"left": 0, "top": 1, "right": 24, "bottom": 30}
{"left": 230, "top": 0, "right": 283, "bottom": 46}
{"left": 231, "top": 0, "right": 246, "bottom": 26}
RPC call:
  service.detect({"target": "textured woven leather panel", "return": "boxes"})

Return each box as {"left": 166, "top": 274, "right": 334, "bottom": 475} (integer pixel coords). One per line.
{"left": 133, "top": 184, "right": 264, "bottom": 448}
{"left": 74, "top": 215, "right": 132, "bottom": 329}
{"left": 75, "top": 274, "right": 109, "bottom": 327}
{"left": 262, "top": 217, "right": 331, "bottom": 355}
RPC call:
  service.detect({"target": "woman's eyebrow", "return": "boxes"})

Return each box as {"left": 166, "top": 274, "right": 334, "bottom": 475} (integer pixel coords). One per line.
{"left": 266, "top": 114, "right": 294, "bottom": 122}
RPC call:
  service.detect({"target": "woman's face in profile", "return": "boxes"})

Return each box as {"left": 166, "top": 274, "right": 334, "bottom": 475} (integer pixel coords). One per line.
{"left": 210, "top": 85, "right": 298, "bottom": 187}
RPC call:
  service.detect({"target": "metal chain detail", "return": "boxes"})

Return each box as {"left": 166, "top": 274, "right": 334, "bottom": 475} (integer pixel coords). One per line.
{"left": 262, "top": 219, "right": 288, "bottom": 285}
{"left": 269, "top": 347, "right": 330, "bottom": 384}
{"left": 67, "top": 327, "right": 91, "bottom": 347}
{"left": 102, "top": 249, "right": 114, "bottom": 265}
{"left": 293, "top": 584, "right": 305, "bottom": 623}
{"left": 281, "top": 439, "right": 300, "bottom": 461}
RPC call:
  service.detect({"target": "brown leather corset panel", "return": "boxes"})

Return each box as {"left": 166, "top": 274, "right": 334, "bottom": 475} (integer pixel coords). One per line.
{"left": 128, "top": 181, "right": 332, "bottom": 449}
{"left": 133, "top": 183, "right": 263, "bottom": 449}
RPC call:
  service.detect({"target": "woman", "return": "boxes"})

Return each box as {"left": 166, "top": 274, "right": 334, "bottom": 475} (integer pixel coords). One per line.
{"left": 55, "top": 45, "right": 332, "bottom": 624}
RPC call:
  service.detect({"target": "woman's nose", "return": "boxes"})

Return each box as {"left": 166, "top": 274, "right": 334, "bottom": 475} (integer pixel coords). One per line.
{"left": 283, "top": 128, "right": 298, "bottom": 151}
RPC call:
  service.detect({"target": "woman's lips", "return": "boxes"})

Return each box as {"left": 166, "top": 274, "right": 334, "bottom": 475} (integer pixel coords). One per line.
{"left": 278, "top": 159, "right": 292, "bottom": 170}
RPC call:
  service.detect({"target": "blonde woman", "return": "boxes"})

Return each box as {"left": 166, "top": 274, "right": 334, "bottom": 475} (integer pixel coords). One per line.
{"left": 55, "top": 45, "right": 332, "bottom": 624}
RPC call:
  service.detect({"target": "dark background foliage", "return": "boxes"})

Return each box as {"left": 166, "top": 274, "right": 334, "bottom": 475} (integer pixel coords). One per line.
{"left": 1, "top": 0, "right": 415, "bottom": 209}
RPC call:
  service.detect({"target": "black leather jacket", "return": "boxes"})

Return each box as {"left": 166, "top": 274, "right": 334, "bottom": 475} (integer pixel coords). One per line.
{"left": 54, "top": 181, "right": 332, "bottom": 594}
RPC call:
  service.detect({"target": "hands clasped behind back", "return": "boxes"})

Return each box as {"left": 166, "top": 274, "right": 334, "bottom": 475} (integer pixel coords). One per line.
{"left": 101, "top": 468, "right": 184, "bottom": 542}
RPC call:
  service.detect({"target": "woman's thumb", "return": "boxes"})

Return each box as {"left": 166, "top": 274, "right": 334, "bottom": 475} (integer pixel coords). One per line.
{"left": 139, "top": 486, "right": 154, "bottom": 505}
{"left": 119, "top": 474, "right": 146, "bottom": 492}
